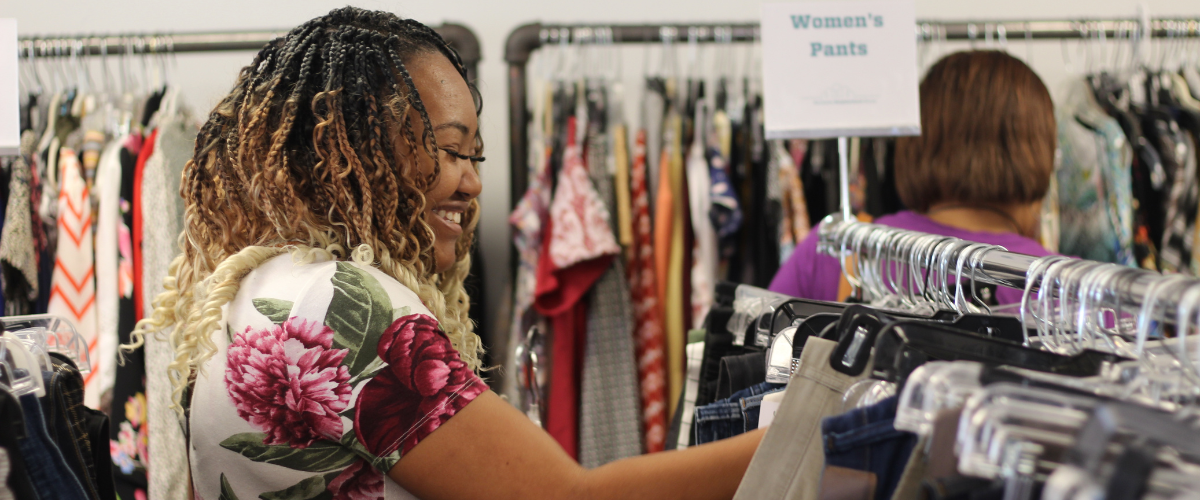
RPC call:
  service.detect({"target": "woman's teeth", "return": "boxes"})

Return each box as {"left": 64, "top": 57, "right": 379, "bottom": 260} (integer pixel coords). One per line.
{"left": 434, "top": 210, "right": 462, "bottom": 225}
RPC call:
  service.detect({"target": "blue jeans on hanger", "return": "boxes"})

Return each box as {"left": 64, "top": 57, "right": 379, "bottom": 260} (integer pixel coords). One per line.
{"left": 17, "top": 392, "right": 89, "bottom": 500}
{"left": 821, "top": 396, "right": 918, "bottom": 500}
{"left": 694, "top": 381, "right": 784, "bottom": 445}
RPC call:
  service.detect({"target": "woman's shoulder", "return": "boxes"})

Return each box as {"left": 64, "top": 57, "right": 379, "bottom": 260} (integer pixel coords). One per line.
{"left": 237, "top": 253, "right": 430, "bottom": 320}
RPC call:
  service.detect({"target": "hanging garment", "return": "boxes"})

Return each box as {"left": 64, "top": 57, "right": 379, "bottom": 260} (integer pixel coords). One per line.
{"left": 131, "top": 128, "right": 157, "bottom": 322}
{"left": 93, "top": 137, "right": 125, "bottom": 414}
{"left": 579, "top": 260, "right": 643, "bottom": 467}
{"left": 41, "top": 353, "right": 106, "bottom": 500}
{"left": 0, "top": 387, "right": 38, "bottom": 500}
{"left": 777, "top": 141, "right": 811, "bottom": 264}
{"left": 644, "top": 79, "right": 667, "bottom": 217}
{"left": 1142, "top": 102, "right": 1195, "bottom": 273}
{"left": 47, "top": 148, "right": 101, "bottom": 408}
{"left": 116, "top": 133, "right": 161, "bottom": 500}
{"left": 140, "top": 101, "right": 197, "bottom": 500}
{"left": 1055, "top": 79, "right": 1135, "bottom": 266}
{"left": 17, "top": 392, "right": 91, "bottom": 500}
{"left": 687, "top": 103, "right": 718, "bottom": 330}
{"left": 732, "top": 337, "right": 874, "bottom": 500}
{"left": 1040, "top": 173, "right": 1062, "bottom": 254}
{"left": 707, "top": 137, "right": 742, "bottom": 268}
{"left": 0, "top": 141, "right": 38, "bottom": 314}
{"left": 504, "top": 80, "right": 554, "bottom": 410}
{"left": 577, "top": 83, "right": 644, "bottom": 467}
{"left": 533, "top": 117, "right": 620, "bottom": 459}
{"left": 141, "top": 93, "right": 193, "bottom": 320}
{"left": 627, "top": 129, "right": 669, "bottom": 453}
{"left": 613, "top": 122, "right": 635, "bottom": 251}
{"left": 654, "top": 102, "right": 687, "bottom": 417}
{"left": 674, "top": 339, "right": 706, "bottom": 450}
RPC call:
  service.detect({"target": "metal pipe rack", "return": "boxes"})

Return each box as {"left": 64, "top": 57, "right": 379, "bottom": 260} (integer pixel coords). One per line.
{"left": 504, "top": 18, "right": 1200, "bottom": 211}
{"left": 19, "top": 23, "right": 483, "bottom": 81}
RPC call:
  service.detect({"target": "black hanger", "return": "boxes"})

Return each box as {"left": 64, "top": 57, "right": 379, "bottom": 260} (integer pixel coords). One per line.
{"left": 790, "top": 313, "right": 842, "bottom": 360}
{"left": 824, "top": 303, "right": 1034, "bottom": 377}
{"left": 769, "top": 298, "right": 849, "bottom": 337}
{"left": 871, "top": 320, "right": 1128, "bottom": 386}
{"left": 827, "top": 305, "right": 896, "bottom": 376}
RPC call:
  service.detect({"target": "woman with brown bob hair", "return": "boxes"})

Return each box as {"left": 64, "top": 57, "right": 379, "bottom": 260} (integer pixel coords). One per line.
{"left": 771, "top": 50, "right": 1057, "bottom": 305}
{"left": 134, "top": 7, "right": 763, "bottom": 500}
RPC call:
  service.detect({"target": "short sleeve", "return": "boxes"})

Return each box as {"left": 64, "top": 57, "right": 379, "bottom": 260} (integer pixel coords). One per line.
{"left": 221, "top": 258, "right": 487, "bottom": 491}
{"left": 347, "top": 310, "right": 488, "bottom": 472}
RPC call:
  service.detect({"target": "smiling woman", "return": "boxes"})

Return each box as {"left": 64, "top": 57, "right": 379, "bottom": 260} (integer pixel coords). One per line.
{"left": 128, "top": 6, "right": 764, "bottom": 500}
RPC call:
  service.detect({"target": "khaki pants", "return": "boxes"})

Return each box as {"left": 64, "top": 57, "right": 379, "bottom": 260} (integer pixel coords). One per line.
{"left": 733, "top": 337, "right": 874, "bottom": 500}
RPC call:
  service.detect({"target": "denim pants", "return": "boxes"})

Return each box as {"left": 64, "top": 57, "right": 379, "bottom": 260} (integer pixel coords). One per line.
{"left": 17, "top": 393, "right": 90, "bottom": 500}
{"left": 821, "top": 396, "right": 918, "bottom": 500}
{"left": 693, "top": 381, "right": 785, "bottom": 445}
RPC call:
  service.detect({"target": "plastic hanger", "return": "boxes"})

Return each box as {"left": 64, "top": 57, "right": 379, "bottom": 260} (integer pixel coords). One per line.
{"left": 0, "top": 337, "right": 46, "bottom": 398}
{"left": 0, "top": 314, "right": 92, "bottom": 374}
{"left": 7, "top": 328, "right": 53, "bottom": 374}
{"left": 870, "top": 320, "right": 1128, "bottom": 387}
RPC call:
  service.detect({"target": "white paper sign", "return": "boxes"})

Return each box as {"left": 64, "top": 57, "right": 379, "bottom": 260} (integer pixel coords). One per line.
{"left": 760, "top": 0, "right": 920, "bottom": 140}
{"left": 1, "top": 19, "right": 17, "bottom": 156}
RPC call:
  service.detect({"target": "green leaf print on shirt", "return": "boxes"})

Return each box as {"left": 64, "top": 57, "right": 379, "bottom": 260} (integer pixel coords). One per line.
{"left": 219, "top": 474, "right": 240, "bottom": 500}
{"left": 252, "top": 298, "right": 294, "bottom": 324}
{"left": 219, "top": 433, "right": 358, "bottom": 473}
{"left": 326, "top": 262, "right": 392, "bottom": 375}
{"left": 258, "top": 472, "right": 341, "bottom": 500}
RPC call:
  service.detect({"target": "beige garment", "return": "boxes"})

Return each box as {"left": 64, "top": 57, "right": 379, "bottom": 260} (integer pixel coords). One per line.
{"left": 613, "top": 123, "right": 635, "bottom": 251}
{"left": 733, "top": 337, "right": 874, "bottom": 500}
{"left": 144, "top": 96, "right": 197, "bottom": 500}
{"left": 890, "top": 436, "right": 930, "bottom": 500}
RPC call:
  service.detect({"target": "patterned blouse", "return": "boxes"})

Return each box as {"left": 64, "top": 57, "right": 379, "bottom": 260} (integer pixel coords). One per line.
{"left": 189, "top": 254, "right": 487, "bottom": 500}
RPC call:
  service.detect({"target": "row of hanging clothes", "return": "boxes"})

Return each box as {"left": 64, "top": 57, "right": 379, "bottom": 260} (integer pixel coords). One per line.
{"left": 503, "top": 29, "right": 836, "bottom": 464}
{"left": 697, "top": 216, "right": 1200, "bottom": 500}
{"left": 6, "top": 39, "right": 197, "bottom": 500}
{"left": 503, "top": 24, "right": 1200, "bottom": 469}
{"left": 1049, "top": 24, "right": 1200, "bottom": 274}
{"left": 0, "top": 315, "right": 107, "bottom": 500}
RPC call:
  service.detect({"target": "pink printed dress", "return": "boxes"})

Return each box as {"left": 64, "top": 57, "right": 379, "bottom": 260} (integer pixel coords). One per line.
{"left": 189, "top": 254, "right": 487, "bottom": 500}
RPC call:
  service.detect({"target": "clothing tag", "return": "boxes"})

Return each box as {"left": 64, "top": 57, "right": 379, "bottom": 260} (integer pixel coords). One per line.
{"left": 758, "top": 390, "right": 787, "bottom": 428}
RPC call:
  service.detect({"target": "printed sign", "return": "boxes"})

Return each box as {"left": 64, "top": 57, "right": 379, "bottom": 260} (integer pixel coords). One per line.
{"left": 1, "top": 19, "right": 17, "bottom": 156}
{"left": 760, "top": 0, "right": 920, "bottom": 139}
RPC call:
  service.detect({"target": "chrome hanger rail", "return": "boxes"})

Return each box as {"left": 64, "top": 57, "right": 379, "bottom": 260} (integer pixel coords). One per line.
{"left": 814, "top": 215, "right": 1196, "bottom": 317}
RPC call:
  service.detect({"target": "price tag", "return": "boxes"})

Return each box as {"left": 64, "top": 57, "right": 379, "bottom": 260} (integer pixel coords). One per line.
{"left": 1, "top": 19, "right": 17, "bottom": 156}
{"left": 760, "top": 0, "right": 921, "bottom": 139}
{"left": 758, "top": 389, "right": 787, "bottom": 428}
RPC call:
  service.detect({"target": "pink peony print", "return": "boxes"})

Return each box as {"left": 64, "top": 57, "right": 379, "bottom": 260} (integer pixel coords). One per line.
{"left": 226, "top": 317, "right": 353, "bottom": 448}
{"left": 327, "top": 460, "right": 385, "bottom": 500}
{"left": 353, "top": 314, "right": 486, "bottom": 457}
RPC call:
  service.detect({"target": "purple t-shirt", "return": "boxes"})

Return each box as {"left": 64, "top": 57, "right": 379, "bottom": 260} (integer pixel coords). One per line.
{"left": 768, "top": 211, "right": 1054, "bottom": 305}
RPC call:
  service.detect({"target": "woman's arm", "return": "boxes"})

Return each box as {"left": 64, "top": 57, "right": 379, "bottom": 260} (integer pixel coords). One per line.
{"left": 391, "top": 391, "right": 764, "bottom": 500}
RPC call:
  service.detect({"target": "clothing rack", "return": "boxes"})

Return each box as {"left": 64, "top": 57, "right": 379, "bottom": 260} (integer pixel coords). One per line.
{"left": 504, "top": 18, "right": 1200, "bottom": 210}
{"left": 18, "top": 23, "right": 482, "bottom": 81}
{"left": 815, "top": 216, "right": 1200, "bottom": 319}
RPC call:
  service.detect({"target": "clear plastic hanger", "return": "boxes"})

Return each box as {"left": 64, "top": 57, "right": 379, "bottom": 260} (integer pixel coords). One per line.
{"left": 0, "top": 314, "right": 92, "bottom": 375}
{"left": 0, "top": 336, "right": 46, "bottom": 398}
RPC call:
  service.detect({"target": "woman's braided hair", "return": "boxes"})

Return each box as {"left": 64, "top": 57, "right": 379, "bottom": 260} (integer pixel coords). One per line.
{"left": 129, "top": 7, "right": 484, "bottom": 411}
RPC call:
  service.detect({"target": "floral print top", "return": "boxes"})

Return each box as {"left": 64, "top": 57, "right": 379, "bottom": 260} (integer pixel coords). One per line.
{"left": 189, "top": 254, "right": 487, "bottom": 500}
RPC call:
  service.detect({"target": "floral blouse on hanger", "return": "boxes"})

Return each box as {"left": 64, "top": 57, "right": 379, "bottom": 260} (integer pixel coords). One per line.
{"left": 189, "top": 253, "right": 487, "bottom": 500}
